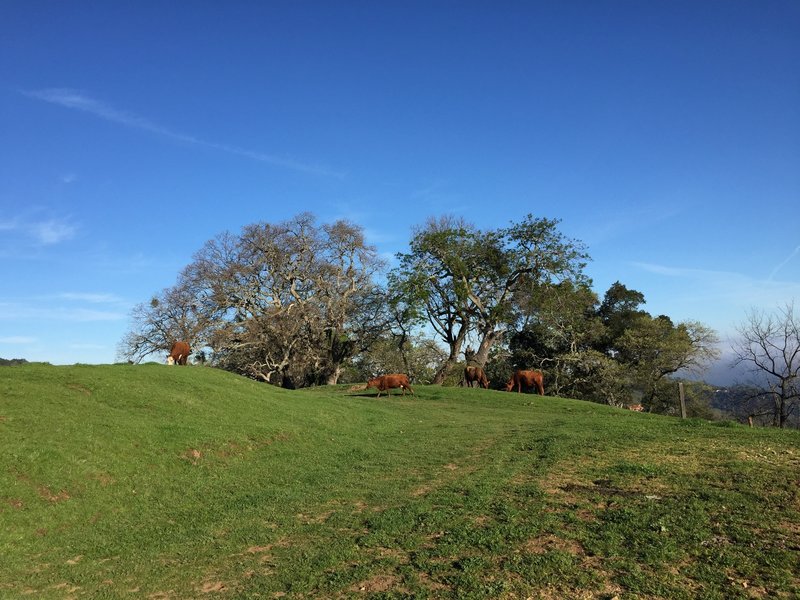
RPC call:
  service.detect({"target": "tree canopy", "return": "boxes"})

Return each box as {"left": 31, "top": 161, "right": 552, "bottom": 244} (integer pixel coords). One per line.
{"left": 393, "top": 214, "right": 590, "bottom": 382}
{"left": 119, "top": 211, "right": 723, "bottom": 419}
{"left": 119, "top": 213, "right": 386, "bottom": 386}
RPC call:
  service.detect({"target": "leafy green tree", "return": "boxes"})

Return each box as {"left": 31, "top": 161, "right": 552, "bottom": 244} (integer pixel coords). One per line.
{"left": 508, "top": 280, "right": 719, "bottom": 409}
{"left": 394, "top": 214, "right": 589, "bottom": 383}
{"left": 510, "top": 282, "right": 624, "bottom": 402}
{"left": 392, "top": 216, "right": 473, "bottom": 383}
{"left": 347, "top": 335, "right": 446, "bottom": 385}
{"left": 616, "top": 315, "right": 719, "bottom": 411}
{"left": 596, "top": 281, "right": 647, "bottom": 352}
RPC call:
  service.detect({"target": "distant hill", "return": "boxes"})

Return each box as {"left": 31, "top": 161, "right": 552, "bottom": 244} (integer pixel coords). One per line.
{"left": 1, "top": 363, "right": 797, "bottom": 598}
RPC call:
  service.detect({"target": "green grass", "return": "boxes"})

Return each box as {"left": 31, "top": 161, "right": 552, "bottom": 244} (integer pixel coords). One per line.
{"left": 1, "top": 364, "right": 798, "bottom": 599}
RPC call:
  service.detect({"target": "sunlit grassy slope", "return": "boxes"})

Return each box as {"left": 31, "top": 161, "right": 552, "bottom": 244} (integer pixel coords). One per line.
{"left": 1, "top": 363, "right": 798, "bottom": 599}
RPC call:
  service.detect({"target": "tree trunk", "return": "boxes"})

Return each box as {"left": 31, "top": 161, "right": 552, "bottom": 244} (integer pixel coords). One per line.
{"left": 432, "top": 322, "right": 469, "bottom": 385}
{"left": 395, "top": 332, "right": 412, "bottom": 377}
{"left": 326, "top": 365, "right": 341, "bottom": 386}
{"left": 433, "top": 351, "right": 460, "bottom": 385}
{"left": 472, "top": 328, "right": 502, "bottom": 368}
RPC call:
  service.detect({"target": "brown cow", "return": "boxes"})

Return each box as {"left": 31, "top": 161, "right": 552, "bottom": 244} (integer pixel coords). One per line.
{"left": 463, "top": 366, "right": 490, "bottom": 389}
{"left": 167, "top": 341, "right": 191, "bottom": 366}
{"left": 366, "top": 374, "right": 414, "bottom": 397}
{"left": 505, "top": 369, "right": 545, "bottom": 395}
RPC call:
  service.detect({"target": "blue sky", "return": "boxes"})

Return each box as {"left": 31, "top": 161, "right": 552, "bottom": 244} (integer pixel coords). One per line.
{"left": 1, "top": 1, "right": 798, "bottom": 382}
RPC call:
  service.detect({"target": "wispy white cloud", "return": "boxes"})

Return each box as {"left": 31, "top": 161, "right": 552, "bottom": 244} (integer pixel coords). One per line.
{"left": 0, "top": 217, "right": 21, "bottom": 231}
{"left": 0, "top": 336, "right": 36, "bottom": 344}
{"left": 632, "top": 261, "right": 800, "bottom": 312}
{"left": 56, "top": 292, "right": 124, "bottom": 304}
{"left": 0, "top": 214, "right": 77, "bottom": 248}
{"left": 30, "top": 218, "right": 77, "bottom": 245}
{"left": 0, "top": 302, "right": 125, "bottom": 322}
{"left": 581, "top": 202, "right": 683, "bottom": 247}
{"left": 409, "top": 180, "right": 469, "bottom": 214}
{"left": 23, "top": 88, "right": 345, "bottom": 178}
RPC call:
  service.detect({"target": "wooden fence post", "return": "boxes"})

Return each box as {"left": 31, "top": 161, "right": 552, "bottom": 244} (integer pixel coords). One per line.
{"left": 678, "top": 382, "right": 687, "bottom": 419}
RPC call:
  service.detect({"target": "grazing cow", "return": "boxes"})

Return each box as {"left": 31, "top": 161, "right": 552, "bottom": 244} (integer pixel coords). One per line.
{"left": 463, "top": 366, "right": 490, "bottom": 389}
{"left": 505, "top": 369, "right": 545, "bottom": 395}
{"left": 167, "top": 341, "right": 191, "bottom": 366}
{"left": 366, "top": 374, "right": 414, "bottom": 398}
{"left": 627, "top": 404, "right": 644, "bottom": 412}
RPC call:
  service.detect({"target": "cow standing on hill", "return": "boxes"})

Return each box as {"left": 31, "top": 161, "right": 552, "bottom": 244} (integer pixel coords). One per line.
{"left": 366, "top": 374, "right": 414, "bottom": 397}
{"left": 505, "top": 369, "right": 545, "bottom": 395}
{"left": 463, "top": 366, "right": 490, "bottom": 389}
{"left": 167, "top": 341, "right": 191, "bottom": 366}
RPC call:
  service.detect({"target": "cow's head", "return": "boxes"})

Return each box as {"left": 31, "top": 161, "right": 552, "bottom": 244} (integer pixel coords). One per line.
{"left": 167, "top": 356, "right": 175, "bottom": 366}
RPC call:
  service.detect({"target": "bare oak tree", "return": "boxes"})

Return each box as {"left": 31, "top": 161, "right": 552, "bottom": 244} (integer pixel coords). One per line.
{"left": 117, "top": 278, "right": 207, "bottom": 363}
{"left": 120, "top": 213, "right": 384, "bottom": 385}
{"left": 732, "top": 302, "right": 800, "bottom": 428}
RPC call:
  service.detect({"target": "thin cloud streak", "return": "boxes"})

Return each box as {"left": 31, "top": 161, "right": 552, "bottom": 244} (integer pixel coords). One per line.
{"left": 0, "top": 303, "right": 125, "bottom": 322}
{"left": 0, "top": 336, "right": 37, "bottom": 344}
{"left": 56, "top": 292, "right": 125, "bottom": 304}
{"left": 581, "top": 202, "right": 683, "bottom": 247}
{"left": 23, "top": 88, "right": 345, "bottom": 178}
{"left": 768, "top": 245, "right": 800, "bottom": 280}
{"left": 632, "top": 261, "right": 800, "bottom": 309}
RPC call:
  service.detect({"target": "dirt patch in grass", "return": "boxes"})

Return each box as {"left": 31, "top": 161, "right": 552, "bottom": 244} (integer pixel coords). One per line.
{"left": 66, "top": 383, "right": 92, "bottom": 396}
{"left": 5, "top": 498, "right": 24, "bottom": 510}
{"left": 181, "top": 448, "right": 202, "bottom": 465}
{"left": 11, "top": 471, "right": 71, "bottom": 503}
{"left": 181, "top": 434, "right": 293, "bottom": 465}
{"left": 38, "top": 485, "right": 70, "bottom": 503}
{"left": 236, "top": 537, "right": 292, "bottom": 563}
{"left": 90, "top": 471, "right": 115, "bottom": 486}
{"left": 198, "top": 580, "right": 227, "bottom": 594}
{"left": 523, "top": 534, "right": 585, "bottom": 556}
{"left": 350, "top": 574, "right": 403, "bottom": 594}
{"left": 560, "top": 482, "right": 641, "bottom": 498}
{"left": 411, "top": 483, "right": 434, "bottom": 497}
{"left": 417, "top": 571, "right": 451, "bottom": 593}
{"left": 296, "top": 510, "right": 335, "bottom": 524}
{"left": 367, "top": 546, "right": 409, "bottom": 563}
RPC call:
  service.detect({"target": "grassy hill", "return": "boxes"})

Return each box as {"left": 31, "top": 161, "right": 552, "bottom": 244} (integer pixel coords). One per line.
{"left": 1, "top": 364, "right": 798, "bottom": 599}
